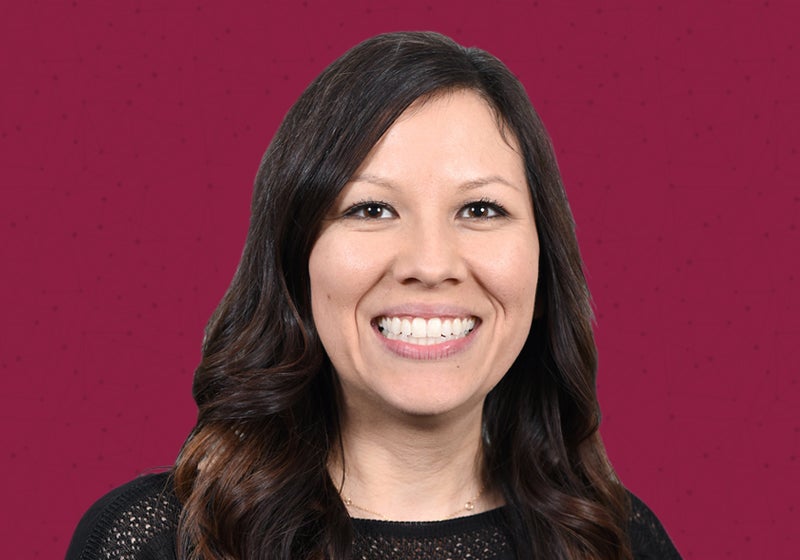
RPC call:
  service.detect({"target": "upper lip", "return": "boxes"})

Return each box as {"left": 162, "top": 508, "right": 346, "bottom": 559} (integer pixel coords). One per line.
{"left": 373, "top": 304, "right": 479, "bottom": 319}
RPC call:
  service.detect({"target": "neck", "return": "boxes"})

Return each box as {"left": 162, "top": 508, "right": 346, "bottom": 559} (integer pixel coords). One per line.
{"left": 330, "top": 404, "right": 498, "bottom": 521}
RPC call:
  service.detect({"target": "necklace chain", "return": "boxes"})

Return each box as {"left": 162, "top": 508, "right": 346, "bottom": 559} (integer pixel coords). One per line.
{"left": 341, "top": 486, "right": 486, "bottom": 521}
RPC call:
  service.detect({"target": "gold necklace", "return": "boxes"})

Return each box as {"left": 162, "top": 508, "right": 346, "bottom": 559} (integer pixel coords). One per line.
{"left": 341, "top": 486, "right": 487, "bottom": 521}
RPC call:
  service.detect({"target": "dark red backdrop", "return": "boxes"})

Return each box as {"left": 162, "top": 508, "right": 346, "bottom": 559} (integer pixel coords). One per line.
{"left": 3, "top": 1, "right": 797, "bottom": 558}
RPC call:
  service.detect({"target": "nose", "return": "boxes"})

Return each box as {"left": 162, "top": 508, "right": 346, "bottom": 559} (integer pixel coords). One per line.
{"left": 391, "top": 218, "right": 467, "bottom": 288}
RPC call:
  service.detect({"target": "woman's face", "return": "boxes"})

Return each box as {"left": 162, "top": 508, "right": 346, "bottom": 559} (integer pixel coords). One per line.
{"left": 308, "top": 90, "right": 539, "bottom": 420}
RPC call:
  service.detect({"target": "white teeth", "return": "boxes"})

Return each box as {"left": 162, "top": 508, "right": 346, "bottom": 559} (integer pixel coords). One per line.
{"left": 411, "top": 317, "right": 426, "bottom": 338}
{"left": 442, "top": 319, "right": 452, "bottom": 336}
{"left": 377, "top": 316, "right": 476, "bottom": 344}
{"left": 427, "top": 318, "right": 441, "bottom": 338}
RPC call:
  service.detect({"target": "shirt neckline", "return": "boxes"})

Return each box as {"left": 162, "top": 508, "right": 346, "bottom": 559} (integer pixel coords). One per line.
{"left": 351, "top": 506, "right": 508, "bottom": 538}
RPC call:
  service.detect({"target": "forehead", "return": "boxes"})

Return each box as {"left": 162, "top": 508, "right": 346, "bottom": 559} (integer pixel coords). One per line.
{"left": 354, "top": 90, "right": 526, "bottom": 186}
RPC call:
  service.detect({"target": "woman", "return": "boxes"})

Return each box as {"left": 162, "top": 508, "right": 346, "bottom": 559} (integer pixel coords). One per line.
{"left": 67, "top": 31, "right": 681, "bottom": 559}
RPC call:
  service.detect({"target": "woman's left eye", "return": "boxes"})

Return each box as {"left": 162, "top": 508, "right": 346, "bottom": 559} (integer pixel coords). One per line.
{"left": 458, "top": 200, "right": 508, "bottom": 219}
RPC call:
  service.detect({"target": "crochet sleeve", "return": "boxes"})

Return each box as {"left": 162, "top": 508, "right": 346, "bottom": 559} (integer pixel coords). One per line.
{"left": 65, "top": 472, "right": 181, "bottom": 560}
{"left": 628, "top": 492, "right": 683, "bottom": 560}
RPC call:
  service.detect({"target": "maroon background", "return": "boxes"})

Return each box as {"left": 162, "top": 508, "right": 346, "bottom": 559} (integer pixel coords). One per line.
{"left": 3, "top": 1, "right": 797, "bottom": 558}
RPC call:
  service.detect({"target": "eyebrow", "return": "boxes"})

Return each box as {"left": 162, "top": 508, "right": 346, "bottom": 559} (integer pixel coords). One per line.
{"left": 351, "top": 173, "right": 525, "bottom": 192}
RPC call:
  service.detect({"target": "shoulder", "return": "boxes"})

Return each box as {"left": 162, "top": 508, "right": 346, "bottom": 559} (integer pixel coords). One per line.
{"left": 66, "top": 471, "right": 181, "bottom": 560}
{"left": 627, "top": 491, "right": 683, "bottom": 560}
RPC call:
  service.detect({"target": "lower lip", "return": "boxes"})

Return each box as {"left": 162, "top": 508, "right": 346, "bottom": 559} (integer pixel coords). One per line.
{"left": 373, "top": 322, "right": 479, "bottom": 360}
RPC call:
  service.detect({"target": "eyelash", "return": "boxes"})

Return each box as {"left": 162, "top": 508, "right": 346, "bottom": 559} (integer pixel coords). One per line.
{"left": 342, "top": 199, "right": 397, "bottom": 219}
{"left": 342, "top": 198, "right": 509, "bottom": 220}
{"left": 458, "top": 198, "right": 509, "bottom": 220}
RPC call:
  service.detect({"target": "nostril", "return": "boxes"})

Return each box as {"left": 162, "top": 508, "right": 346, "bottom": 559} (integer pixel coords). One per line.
{"left": 392, "top": 232, "right": 466, "bottom": 287}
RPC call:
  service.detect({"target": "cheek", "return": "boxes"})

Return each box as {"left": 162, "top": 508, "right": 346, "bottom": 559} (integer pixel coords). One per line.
{"left": 472, "top": 235, "right": 539, "bottom": 311}
{"left": 311, "top": 234, "right": 385, "bottom": 284}
{"left": 308, "top": 234, "right": 386, "bottom": 330}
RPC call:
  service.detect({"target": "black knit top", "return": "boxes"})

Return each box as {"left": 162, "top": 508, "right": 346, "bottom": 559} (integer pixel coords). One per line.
{"left": 66, "top": 472, "right": 681, "bottom": 559}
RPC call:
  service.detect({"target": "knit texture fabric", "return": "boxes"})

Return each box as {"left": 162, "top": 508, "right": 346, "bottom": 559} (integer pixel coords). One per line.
{"left": 66, "top": 473, "right": 682, "bottom": 559}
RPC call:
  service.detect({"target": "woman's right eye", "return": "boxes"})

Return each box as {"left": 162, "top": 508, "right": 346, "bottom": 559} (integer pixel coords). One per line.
{"left": 342, "top": 201, "right": 397, "bottom": 220}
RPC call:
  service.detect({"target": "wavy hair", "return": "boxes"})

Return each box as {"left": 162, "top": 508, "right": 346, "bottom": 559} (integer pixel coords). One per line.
{"left": 173, "top": 31, "right": 631, "bottom": 559}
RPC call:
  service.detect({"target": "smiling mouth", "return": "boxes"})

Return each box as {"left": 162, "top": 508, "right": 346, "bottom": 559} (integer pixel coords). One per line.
{"left": 375, "top": 316, "right": 477, "bottom": 345}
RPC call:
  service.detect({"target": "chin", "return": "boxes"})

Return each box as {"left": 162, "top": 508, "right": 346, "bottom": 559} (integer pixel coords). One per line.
{"left": 337, "top": 360, "right": 504, "bottom": 422}
{"left": 374, "top": 383, "right": 489, "bottom": 420}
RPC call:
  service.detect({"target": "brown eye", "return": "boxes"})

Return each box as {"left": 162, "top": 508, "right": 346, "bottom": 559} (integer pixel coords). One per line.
{"left": 458, "top": 200, "right": 507, "bottom": 219}
{"left": 364, "top": 205, "right": 386, "bottom": 218}
{"left": 343, "top": 201, "right": 397, "bottom": 219}
{"left": 467, "top": 204, "right": 490, "bottom": 218}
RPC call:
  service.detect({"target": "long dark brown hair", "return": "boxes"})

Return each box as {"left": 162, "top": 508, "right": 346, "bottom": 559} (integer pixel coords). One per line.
{"left": 173, "top": 31, "right": 631, "bottom": 559}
